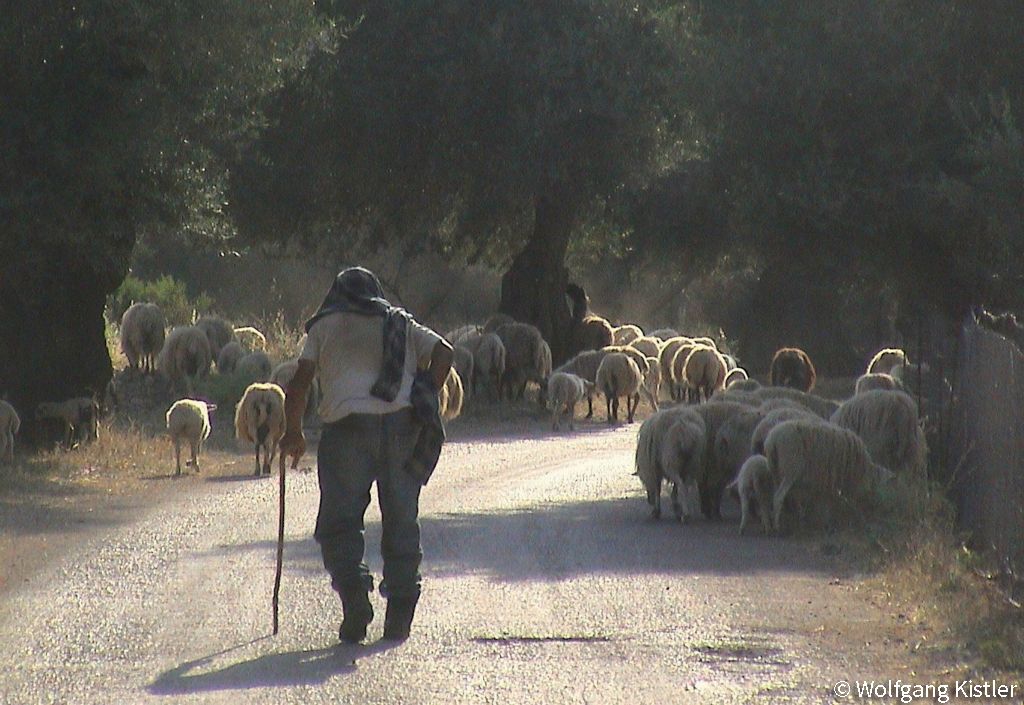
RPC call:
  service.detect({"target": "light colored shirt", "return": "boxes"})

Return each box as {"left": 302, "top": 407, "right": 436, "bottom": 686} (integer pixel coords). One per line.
{"left": 300, "top": 312, "right": 443, "bottom": 422}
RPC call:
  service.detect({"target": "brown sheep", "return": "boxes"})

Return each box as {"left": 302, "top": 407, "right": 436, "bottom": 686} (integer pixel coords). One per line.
{"left": 565, "top": 283, "right": 614, "bottom": 357}
{"left": 769, "top": 347, "right": 817, "bottom": 392}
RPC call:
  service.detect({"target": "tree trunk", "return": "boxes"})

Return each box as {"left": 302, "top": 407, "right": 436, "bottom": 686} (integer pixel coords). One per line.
{"left": 499, "top": 192, "right": 576, "bottom": 365}
{"left": 0, "top": 259, "right": 123, "bottom": 448}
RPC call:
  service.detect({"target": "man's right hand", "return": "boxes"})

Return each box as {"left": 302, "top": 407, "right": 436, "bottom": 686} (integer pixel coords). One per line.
{"left": 280, "top": 430, "right": 306, "bottom": 469}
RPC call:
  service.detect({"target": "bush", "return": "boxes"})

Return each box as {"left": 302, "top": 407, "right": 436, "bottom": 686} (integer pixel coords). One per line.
{"left": 107, "top": 275, "right": 213, "bottom": 326}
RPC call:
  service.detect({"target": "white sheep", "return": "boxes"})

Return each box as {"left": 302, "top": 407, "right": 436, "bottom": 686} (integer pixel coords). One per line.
{"left": 648, "top": 328, "right": 680, "bottom": 340}
{"left": 165, "top": 399, "right": 214, "bottom": 476}
{"left": 554, "top": 349, "right": 612, "bottom": 419}
{"left": 0, "top": 400, "right": 21, "bottom": 465}
{"left": 233, "top": 326, "right": 267, "bottom": 351}
{"left": 749, "top": 405, "right": 822, "bottom": 456}
{"left": 158, "top": 326, "right": 213, "bottom": 395}
{"left": 752, "top": 386, "right": 839, "bottom": 420}
{"left": 830, "top": 389, "right": 928, "bottom": 477}
{"left": 236, "top": 351, "right": 273, "bottom": 382}
{"left": 194, "top": 316, "right": 235, "bottom": 361}
{"left": 854, "top": 372, "right": 902, "bottom": 395}
{"left": 439, "top": 367, "right": 464, "bottom": 420}
{"left": 634, "top": 407, "right": 706, "bottom": 522}
{"left": 628, "top": 336, "right": 662, "bottom": 360}
{"left": 728, "top": 454, "right": 775, "bottom": 535}
{"left": 217, "top": 340, "right": 245, "bottom": 374}
{"left": 235, "top": 382, "right": 287, "bottom": 476}
{"left": 670, "top": 341, "right": 700, "bottom": 401}
{"left": 766, "top": 419, "right": 893, "bottom": 533}
{"left": 547, "top": 371, "right": 594, "bottom": 430}
{"left": 641, "top": 355, "right": 661, "bottom": 411}
{"left": 866, "top": 347, "right": 907, "bottom": 375}
{"left": 683, "top": 345, "right": 728, "bottom": 403}
{"left": 612, "top": 324, "right": 644, "bottom": 346}
{"left": 657, "top": 337, "right": 692, "bottom": 401}
{"left": 494, "top": 323, "right": 550, "bottom": 403}
{"left": 460, "top": 332, "right": 506, "bottom": 399}
{"left": 36, "top": 397, "right": 99, "bottom": 448}
{"left": 596, "top": 352, "right": 643, "bottom": 423}
{"left": 453, "top": 346, "right": 475, "bottom": 398}
{"left": 724, "top": 368, "right": 749, "bottom": 388}
{"left": 120, "top": 302, "right": 166, "bottom": 374}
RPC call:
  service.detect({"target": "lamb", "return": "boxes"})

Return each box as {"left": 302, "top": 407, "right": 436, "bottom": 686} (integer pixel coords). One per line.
{"left": 439, "top": 368, "right": 464, "bottom": 420}
{"left": 628, "top": 336, "right": 663, "bottom": 360}
{"left": 634, "top": 407, "right": 706, "bottom": 522}
{"left": 446, "top": 324, "right": 483, "bottom": 346}
{"left": 554, "top": 349, "right": 612, "bottom": 418}
{"left": 235, "top": 382, "right": 287, "bottom": 476}
{"left": 724, "top": 368, "right": 749, "bottom": 387}
{"left": 728, "top": 454, "right": 775, "bottom": 535}
{"left": 494, "top": 322, "right": 551, "bottom": 402}
{"left": 749, "top": 406, "right": 822, "bottom": 456}
{"left": 547, "top": 371, "right": 594, "bottom": 430}
{"left": 854, "top": 372, "right": 902, "bottom": 395}
{"left": 0, "top": 400, "right": 21, "bottom": 465}
{"left": 165, "top": 399, "right": 215, "bottom": 475}
{"left": 158, "top": 325, "right": 213, "bottom": 395}
{"left": 120, "top": 302, "right": 166, "bottom": 374}
{"left": 236, "top": 351, "right": 273, "bottom": 382}
{"left": 683, "top": 345, "right": 728, "bottom": 403}
{"left": 612, "top": 324, "right": 644, "bottom": 346}
{"left": 596, "top": 352, "right": 643, "bottom": 423}
{"left": 464, "top": 332, "right": 506, "bottom": 399}
{"left": 452, "top": 347, "right": 475, "bottom": 398}
{"left": 233, "top": 326, "right": 268, "bottom": 351}
{"left": 830, "top": 390, "right": 928, "bottom": 477}
{"left": 194, "top": 316, "right": 235, "bottom": 360}
{"left": 36, "top": 397, "right": 99, "bottom": 448}
{"left": 648, "top": 328, "right": 680, "bottom": 340}
{"left": 566, "top": 283, "right": 615, "bottom": 357}
{"left": 752, "top": 386, "right": 839, "bottom": 419}
{"left": 217, "top": 341, "right": 245, "bottom": 374}
{"left": 709, "top": 408, "right": 766, "bottom": 519}
{"left": 770, "top": 347, "right": 817, "bottom": 392}
{"left": 866, "top": 347, "right": 907, "bottom": 375}
{"left": 766, "top": 419, "right": 893, "bottom": 533}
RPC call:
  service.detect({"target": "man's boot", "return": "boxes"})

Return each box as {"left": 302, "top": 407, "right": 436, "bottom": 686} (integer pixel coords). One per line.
{"left": 382, "top": 596, "right": 418, "bottom": 641}
{"left": 338, "top": 587, "right": 374, "bottom": 644}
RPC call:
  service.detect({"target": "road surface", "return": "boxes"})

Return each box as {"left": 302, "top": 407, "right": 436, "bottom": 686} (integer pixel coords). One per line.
{"left": 0, "top": 423, "right": 938, "bottom": 704}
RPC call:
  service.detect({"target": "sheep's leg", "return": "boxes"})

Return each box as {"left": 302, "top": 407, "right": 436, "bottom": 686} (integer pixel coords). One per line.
{"left": 586, "top": 395, "right": 593, "bottom": 419}
{"left": 772, "top": 477, "right": 795, "bottom": 535}
{"left": 254, "top": 443, "right": 262, "bottom": 477}
{"left": 648, "top": 479, "right": 662, "bottom": 520}
{"left": 267, "top": 440, "right": 278, "bottom": 474}
{"left": 174, "top": 439, "right": 182, "bottom": 476}
{"left": 190, "top": 440, "right": 199, "bottom": 473}
{"left": 627, "top": 393, "right": 638, "bottom": 422}
{"left": 670, "top": 482, "right": 685, "bottom": 523}
{"left": 738, "top": 490, "right": 750, "bottom": 535}
{"left": 568, "top": 402, "right": 575, "bottom": 431}
{"left": 606, "top": 396, "right": 614, "bottom": 424}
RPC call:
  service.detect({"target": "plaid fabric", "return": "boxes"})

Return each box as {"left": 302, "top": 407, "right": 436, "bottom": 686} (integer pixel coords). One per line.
{"left": 305, "top": 267, "right": 410, "bottom": 403}
{"left": 405, "top": 370, "right": 446, "bottom": 485}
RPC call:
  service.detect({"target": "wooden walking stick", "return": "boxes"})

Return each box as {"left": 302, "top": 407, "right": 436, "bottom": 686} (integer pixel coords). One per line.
{"left": 273, "top": 451, "right": 286, "bottom": 635}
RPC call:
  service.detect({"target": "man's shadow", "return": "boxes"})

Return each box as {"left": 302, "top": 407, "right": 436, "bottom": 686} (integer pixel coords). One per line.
{"left": 148, "top": 637, "right": 399, "bottom": 694}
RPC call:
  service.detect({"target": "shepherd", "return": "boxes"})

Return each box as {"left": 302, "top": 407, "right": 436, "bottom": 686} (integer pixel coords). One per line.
{"left": 280, "top": 266, "right": 453, "bottom": 643}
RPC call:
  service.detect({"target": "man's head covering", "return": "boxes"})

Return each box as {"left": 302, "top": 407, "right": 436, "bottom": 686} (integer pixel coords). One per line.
{"left": 305, "top": 266, "right": 411, "bottom": 402}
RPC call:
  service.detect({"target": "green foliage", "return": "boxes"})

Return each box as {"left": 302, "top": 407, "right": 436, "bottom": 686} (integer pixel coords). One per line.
{"left": 193, "top": 371, "right": 252, "bottom": 413}
{"left": 107, "top": 275, "right": 212, "bottom": 326}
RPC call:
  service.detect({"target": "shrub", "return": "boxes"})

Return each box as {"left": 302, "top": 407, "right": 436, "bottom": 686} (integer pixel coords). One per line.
{"left": 107, "top": 275, "right": 213, "bottom": 326}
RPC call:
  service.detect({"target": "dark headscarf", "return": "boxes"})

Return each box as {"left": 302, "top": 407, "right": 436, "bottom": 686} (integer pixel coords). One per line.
{"left": 305, "top": 267, "right": 411, "bottom": 402}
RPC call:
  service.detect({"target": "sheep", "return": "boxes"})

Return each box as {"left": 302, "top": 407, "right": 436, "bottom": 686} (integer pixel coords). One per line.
{"left": 596, "top": 352, "right": 643, "bottom": 423}
{"left": 628, "top": 336, "right": 663, "bottom": 360}
{"left": 690, "top": 401, "right": 750, "bottom": 519}
{"left": 452, "top": 346, "right": 475, "bottom": 398}
{"left": 724, "top": 368, "right": 749, "bottom": 388}
{"left": 729, "top": 378, "right": 762, "bottom": 392}
{"left": 36, "top": 397, "right": 99, "bottom": 448}
{"left": 710, "top": 388, "right": 761, "bottom": 406}
{"left": 194, "top": 316, "right": 235, "bottom": 361}
{"left": 236, "top": 351, "right": 273, "bottom": 383}
{"left": 602, "top": 345, "right": 650, "bottom": 377}
{"left": 683, "top": 345, "right": 728, "bottom": 403}
{"left": 709, "top": 408, "right": 766, "bottom": 519}
{"left": 446, "top": 324, "right": 483, "bottom": 346}
{"left": 439, "top": 368, "right": 464, "bottom": 420}
{"left": 612, "top": 324, "right": 644, "bottom": 346}
{"left": 770, "top": 347, "right": 817, "bottom": 392}
{"left": 749, "top": 406, "right": 822, "bottom": 456}
{"left": 658, "top": 337, "right": 692, "bottom": 400}
{"left": 217, "top": 341, "right": 245, "bottom": 374}
{"left": 120, "top": 302, "right": 166, "bottom": 374}
{"left": 866, "top": 347, "right": 907, "bottom": 376}
{"left": 158, "top": 325, "right": 213, "bottom": 395}
{"left": 752, "top": 386, "right": 839, "bottom": 420}
{"left": 494, "top": 323, "right": 550, "bottom": 402}
{"left": 547, "top": 372, "right": 594, "bottom": 431}
{"left": 235, "top": 382, "right": 287, "bottom": 476}
{"left": 854, "top": 372, "right": 902, "bottom": 395}
{"left": 766, "top": 419, "right": 893, "bottom": 533}
{"left": 233, "top": 326, "right": 267, "bottom": 351}
{"left": 554, "top": 349, "right": 612, "bottom": 419}
{"left": 463, "top": 332, "right": 506, "bottom": 399}
{"left": 670, "top": 342, "right": 704, "bottom": 401}
{"left": 566, "top": 283, "right": 615, "bottom": 358}
{"left": 720, "top": 353, "right": 738, "bottom": 372}
{"left": 482, "top": 313, "right": 515, "bottom": 333}
{"left": 0, "top": 400, "right": 21, "bottom": 465}
{"left": 691, "top": 336, "right": 718, "bottom": 350}
{"left": 165, "top": 399, "right": 215, "bottom": 476}
{"left": 641, "top": 356, "right": 661, "bottom": 412}
{"left": 728, "top": 454, "right": 775, "bottom": 535}
{"left": 634, "top": 407, "right": 706, "bottom": 522}
{"left": 648, "top": 328, "right": 680, "bottom": 340}
{"left": 830, "top": 389, "right": 928, "bottom": 477}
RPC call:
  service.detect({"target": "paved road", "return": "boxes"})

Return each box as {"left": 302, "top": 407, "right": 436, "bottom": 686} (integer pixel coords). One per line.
{"left": 0, "top": 424, "right": 933, "bottom": 704}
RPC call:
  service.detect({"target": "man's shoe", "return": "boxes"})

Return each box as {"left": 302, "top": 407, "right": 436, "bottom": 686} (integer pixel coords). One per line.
{"left": 382, "top": 597, "right": 418, "bottom": 641}
{"left": 338, "top": 589, "right": 374, "bottom": 644}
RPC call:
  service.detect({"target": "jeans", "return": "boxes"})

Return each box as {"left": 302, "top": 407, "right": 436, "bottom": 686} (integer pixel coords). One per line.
{"left": 314, "top": 407, "right": 423, "bottom": 599}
